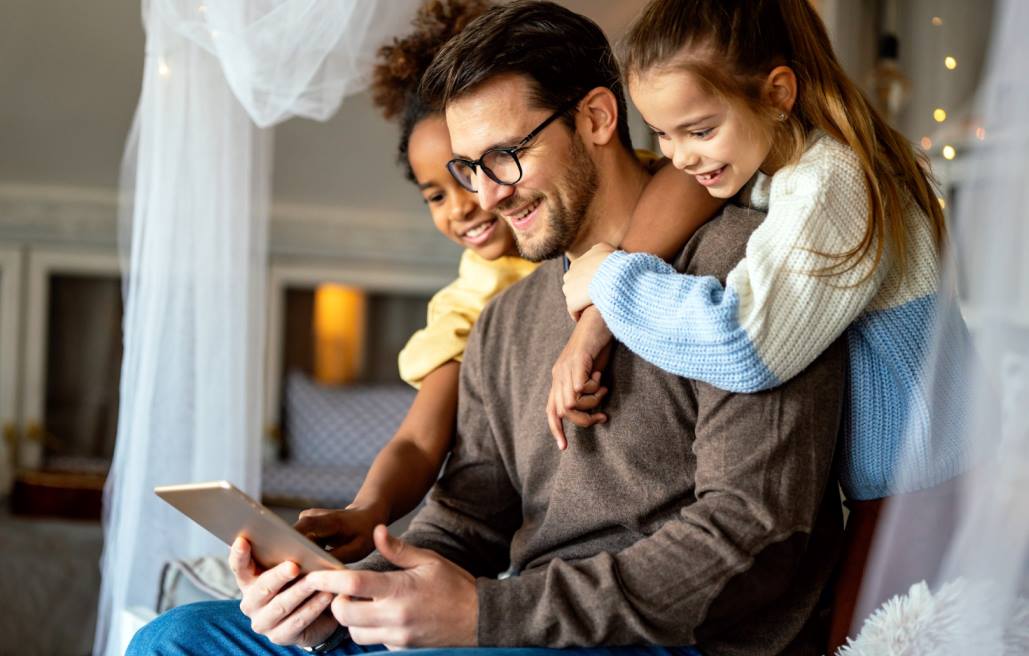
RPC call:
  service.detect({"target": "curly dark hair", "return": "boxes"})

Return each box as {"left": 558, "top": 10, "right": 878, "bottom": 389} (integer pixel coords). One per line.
{"left": 371, "top": 0, "right": 490, "bottom": 183}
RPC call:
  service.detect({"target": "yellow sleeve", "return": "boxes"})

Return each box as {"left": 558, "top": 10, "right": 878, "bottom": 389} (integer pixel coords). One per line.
{"left": 398, "top": 250, "right": 537, "bottom": 388}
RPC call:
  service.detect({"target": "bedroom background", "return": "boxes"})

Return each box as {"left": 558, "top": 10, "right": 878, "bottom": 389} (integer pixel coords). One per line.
{"left": 0, "top": 1, "right": 1000, "bottom": 654}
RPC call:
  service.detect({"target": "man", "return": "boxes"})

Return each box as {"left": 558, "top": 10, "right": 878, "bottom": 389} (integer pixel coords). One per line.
{"left": 129, "top": 3, "right": 845, "bottom": 655}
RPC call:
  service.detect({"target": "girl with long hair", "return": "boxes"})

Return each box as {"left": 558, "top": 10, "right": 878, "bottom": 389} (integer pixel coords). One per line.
{"left": 553, "top": 0, "right": 967, "bottom": 642}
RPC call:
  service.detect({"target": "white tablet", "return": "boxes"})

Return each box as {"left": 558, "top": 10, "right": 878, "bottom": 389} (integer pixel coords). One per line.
{"left": 155, "top": 480, "right": 344, "bottom": 573}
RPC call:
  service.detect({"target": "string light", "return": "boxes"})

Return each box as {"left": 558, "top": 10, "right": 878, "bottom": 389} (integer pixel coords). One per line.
{"left": 976, "top": 127, "right": 987, "bottom": 141}
{"left": 931, "top": 16, "right": 943, "bottom": 26}
{"left": 933, "top": 108, "right": 947, "bottom": 123}
{"left": 942, "top": 145, "right": 957, "bottom": 160}
{"left": 920, "top": 136, "right": 933, "bottom": 150}
{"left": 944, "top": 56, "right": 957, "bottom": 70}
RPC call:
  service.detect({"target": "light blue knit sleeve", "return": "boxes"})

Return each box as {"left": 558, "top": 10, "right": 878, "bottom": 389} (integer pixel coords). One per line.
{"left": 589, "top": 250, "right": 779, "bottom": 392}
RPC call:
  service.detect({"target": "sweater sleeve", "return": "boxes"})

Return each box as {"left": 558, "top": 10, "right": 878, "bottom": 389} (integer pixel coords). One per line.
{"left": 475, "top": 335, "right": 847, "bottom": 647}
{"left": 388, "top": 312, "right": 522, "bottom": 578}
{"left": 590, "top": 139, "right": 888, "bottom": 392}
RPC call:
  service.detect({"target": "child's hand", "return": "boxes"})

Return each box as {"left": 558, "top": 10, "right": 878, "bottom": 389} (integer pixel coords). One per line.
{"left": 294, "top": 504, "right": 388, "bottom": 563}
{"left": 547, "top": 306, "right": 615, "bottom": 449}
{"left": 563, "top": 242, "right": 616, "bottom": 318}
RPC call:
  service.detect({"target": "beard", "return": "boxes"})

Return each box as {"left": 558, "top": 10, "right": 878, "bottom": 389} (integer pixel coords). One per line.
{"left": 502, "top": 135, "right": 599, "bottom": 262}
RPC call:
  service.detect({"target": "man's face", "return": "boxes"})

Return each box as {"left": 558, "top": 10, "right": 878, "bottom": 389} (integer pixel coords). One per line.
{"left": 445, "top": 74, "right": 598, "bottom": 262}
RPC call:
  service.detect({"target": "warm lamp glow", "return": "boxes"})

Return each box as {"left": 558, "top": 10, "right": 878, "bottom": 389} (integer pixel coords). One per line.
{"left": 313, "top": 284, "right": 366, "bottom": 385}
{"left": 920, "top": 136, "right": 933, "bottom": 150}
{"left": 944, "top": 56, "right": 958, "bottom": 70}
{"left": 942, "top": 145, "right": 957, "bottom": 160}
{"left": 931, "top": 16, "right": 943, "bottom": 27}
{"left": 933, "top": 108, "right": 947, "bottom": 123}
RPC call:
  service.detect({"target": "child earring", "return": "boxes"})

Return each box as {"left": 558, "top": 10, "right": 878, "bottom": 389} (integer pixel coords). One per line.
{"left": 776, "top": 111, "right": 788, "bottom": 121}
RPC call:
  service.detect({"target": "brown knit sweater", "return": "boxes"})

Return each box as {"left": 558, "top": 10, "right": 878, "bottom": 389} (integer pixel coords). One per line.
{"left": 393, "top": 204, "right": 846, "bottom": 655}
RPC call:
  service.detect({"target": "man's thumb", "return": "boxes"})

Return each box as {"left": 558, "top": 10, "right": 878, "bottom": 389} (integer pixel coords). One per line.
{"left": 373, "top": 524, "right": 432, "bottom": 569}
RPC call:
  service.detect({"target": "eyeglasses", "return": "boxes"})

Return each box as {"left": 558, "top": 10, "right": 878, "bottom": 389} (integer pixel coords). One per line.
{"left": 446, "top": 97, "right": 581, "bottom": 193}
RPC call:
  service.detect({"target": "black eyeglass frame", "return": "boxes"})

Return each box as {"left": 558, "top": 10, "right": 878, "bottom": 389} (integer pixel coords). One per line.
{"left": 446, "top": 96, "right": 581, "bottom": 193}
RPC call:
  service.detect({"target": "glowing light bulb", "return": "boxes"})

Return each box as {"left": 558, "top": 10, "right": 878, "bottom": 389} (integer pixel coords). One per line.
{"left": 944, "top": 56, "right": 957, "bottom": 70}
{"left": 942, "top": 145, "right": 956, "bottom": 160}
{"left": 931, "top": 16, "right": 943, "bottom": 26}
{"left": 920, "top": 136, "right": 933, "bottom": 150}
{"left": 933, "top": 108, "right": 947, "bottom": 123}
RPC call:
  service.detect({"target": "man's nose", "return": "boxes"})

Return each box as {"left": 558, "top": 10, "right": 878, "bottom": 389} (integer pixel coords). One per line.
{"left": 475, "top": 170, "right": 515, "bottom": 212}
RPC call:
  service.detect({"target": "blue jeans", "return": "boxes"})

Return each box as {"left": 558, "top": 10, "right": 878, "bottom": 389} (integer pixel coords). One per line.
{"left": 127, "top": 600, "right": 704, "bottom": 656}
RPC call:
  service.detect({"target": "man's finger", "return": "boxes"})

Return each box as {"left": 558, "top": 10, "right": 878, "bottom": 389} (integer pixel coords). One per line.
{"left": 229, "top": 537, "right": 259, "bottom": 587}
{"left": 374, "top": 525, "right": 436, "bottom": 570}
{"left": 260, "top": 590, "right": 333, "bottom": 643}
{"left": 249, "top": 569, "right": 314, "bottom": 634}
{"left": 330, "top": 595, "right": 395, "bottom": 631}
{"left": 306, "top": 568, "right": 395, "bottom": 600}
{"left": 247, "top": 561, "right": 301, "bottom": 609}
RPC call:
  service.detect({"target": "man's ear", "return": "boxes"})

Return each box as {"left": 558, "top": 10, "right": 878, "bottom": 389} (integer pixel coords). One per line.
{"left": 577, "top": 87, "right": 620, "bottom": 147}
{"left": 763, "top": 65, "right": 797, "bottom": 114}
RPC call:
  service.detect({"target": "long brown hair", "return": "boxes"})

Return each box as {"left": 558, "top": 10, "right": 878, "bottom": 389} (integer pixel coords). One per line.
{"left": 622, "top": 0, "right": 946, "bottom": 278}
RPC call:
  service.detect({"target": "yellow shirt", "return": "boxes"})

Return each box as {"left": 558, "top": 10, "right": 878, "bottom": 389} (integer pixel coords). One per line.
{"left": 398, "top": 249, "right": 538, "bottom": 387}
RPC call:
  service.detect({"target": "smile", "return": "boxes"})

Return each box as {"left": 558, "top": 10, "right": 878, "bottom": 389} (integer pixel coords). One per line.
{"left": 694, "top": 165, "right": 727, "bottom": 186}
{"left": 502, "top": 198, "right": 543, "bottom": 230}
{"left": 460, "top": 217, "right": 498, "bottom": 246}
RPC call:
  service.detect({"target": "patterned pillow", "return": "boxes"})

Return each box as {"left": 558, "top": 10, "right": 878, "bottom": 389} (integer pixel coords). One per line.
{"left": 261, "top": 462, "right": 371, "bottom": 508}
{"left": 283, "top": 371, "right": 415, "bottom": 468}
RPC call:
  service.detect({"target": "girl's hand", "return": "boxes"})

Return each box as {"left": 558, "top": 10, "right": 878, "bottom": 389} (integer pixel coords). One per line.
{"left": 547, "top": 306, "right": 614, "bottom": 449}
{"left": 563, "top": 242, "right": 616, "bottom": 318}
{"left": 294, "top": 503, "right": 389, "bottom": 563}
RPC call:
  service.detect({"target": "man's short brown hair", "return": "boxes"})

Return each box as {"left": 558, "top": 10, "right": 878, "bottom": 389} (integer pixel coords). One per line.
{"left": 419, "top": 0, "right": 633, "bottom": 151}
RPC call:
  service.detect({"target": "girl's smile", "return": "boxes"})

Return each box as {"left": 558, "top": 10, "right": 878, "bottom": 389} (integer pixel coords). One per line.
{"left": 630, "top": 69, "right": 773, "bottom": 199}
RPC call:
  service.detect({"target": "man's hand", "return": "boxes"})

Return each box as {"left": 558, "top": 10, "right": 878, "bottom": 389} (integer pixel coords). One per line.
{"left": 306, "top": 525, "right": 478, "bottom": 649}
{"left": 547, "top": 306, "right": 614, "bottom": 449}
{"left": 294, "top": 503, "right": 387, "bottom": 563}
{"left": 228, "top": 537, "right": 339, "bottom": 648}
{"left": 563, "top": 242, "right": 616, "bottom": 318}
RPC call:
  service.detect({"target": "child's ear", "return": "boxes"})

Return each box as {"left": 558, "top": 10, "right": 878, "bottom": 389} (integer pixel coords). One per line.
{"left": 764, "top": 65, "right": 798, "bottom": 114}
{"left": 578, "top": 87, "right": 620, "bottom": 147}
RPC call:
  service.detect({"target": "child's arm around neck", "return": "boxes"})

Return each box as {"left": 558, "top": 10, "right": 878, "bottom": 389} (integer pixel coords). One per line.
{"left": 619, "top": 158, "right": 725, "bottom": 260}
